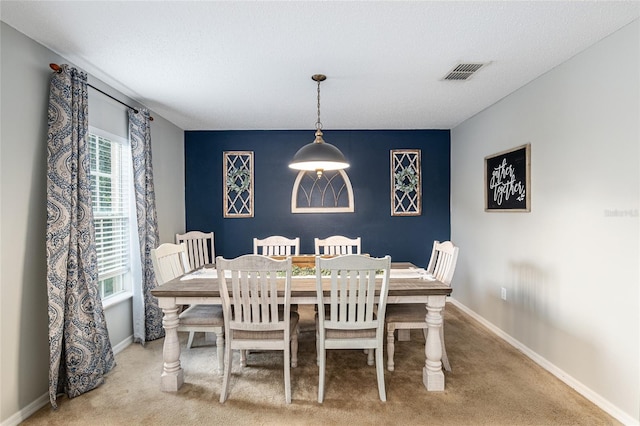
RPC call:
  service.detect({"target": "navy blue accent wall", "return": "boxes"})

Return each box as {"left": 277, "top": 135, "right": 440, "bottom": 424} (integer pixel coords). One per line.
{"left": 184, "top": 130, "right": 450, "bottom": 267}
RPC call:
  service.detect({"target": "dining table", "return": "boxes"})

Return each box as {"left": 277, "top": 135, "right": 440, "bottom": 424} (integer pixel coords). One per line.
{"left": 150, "top": 257, "right": 453, "bottom": 393}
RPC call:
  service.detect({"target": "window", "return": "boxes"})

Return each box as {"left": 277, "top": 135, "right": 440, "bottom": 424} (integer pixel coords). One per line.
{"left": 88, "top": 129, "right": 131, "bottom": 301}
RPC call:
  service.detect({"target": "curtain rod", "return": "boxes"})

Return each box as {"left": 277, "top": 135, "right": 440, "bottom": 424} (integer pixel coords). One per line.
{"left": 49, "top": 63, "right": 154, "bottom": 121}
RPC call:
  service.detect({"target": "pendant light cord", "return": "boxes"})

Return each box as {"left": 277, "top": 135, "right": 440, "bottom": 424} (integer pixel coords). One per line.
{"left": 316, "top": 78, "right": 323, "bottom": 131}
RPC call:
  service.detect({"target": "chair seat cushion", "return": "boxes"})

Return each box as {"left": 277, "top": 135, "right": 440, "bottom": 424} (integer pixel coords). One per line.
{"left": 179, "top": 304, "right": 224, "bottom": 326}
{"left": 385, "top": 304, "right": 427, "bottom": 322}
{"left": 315, "top": 313, "right": 376, "bottom": 338}
{"left": 232, "top": 311, "right": 299, "bottom": 340}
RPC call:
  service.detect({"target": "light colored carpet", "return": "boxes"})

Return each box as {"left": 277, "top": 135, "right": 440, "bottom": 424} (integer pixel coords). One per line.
{"left": 22, "top": 303, "right": 618, "bottom": 425}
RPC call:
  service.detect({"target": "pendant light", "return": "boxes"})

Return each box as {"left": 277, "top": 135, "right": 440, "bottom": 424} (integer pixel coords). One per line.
{"left": 289, "top": 74, "right": 349, "bottom": 178}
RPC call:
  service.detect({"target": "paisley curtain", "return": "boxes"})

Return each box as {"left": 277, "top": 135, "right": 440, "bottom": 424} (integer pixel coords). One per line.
{"left": 129, "top": 109, "right": 163, "bottom": 343}
{"left": 46, "top": 64, "right": 115, "bottom": 408}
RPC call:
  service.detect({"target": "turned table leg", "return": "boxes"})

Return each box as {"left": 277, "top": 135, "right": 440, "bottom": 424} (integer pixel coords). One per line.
{"left": 158, "top": 299, "right": 184, "bottom": 391}
{"left": 423, "top": 295, "right": 446, "bottom": 391}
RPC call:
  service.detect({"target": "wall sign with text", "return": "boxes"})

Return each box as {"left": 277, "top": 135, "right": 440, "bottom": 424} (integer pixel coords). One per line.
{"left": 484, "top": 144, "right": 531, "bottom": 212}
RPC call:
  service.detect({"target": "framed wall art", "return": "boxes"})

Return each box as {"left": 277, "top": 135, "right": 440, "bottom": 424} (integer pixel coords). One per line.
{"left": 223, "top": 151, "right": 254, "bottom": 218}
{"left": 484, "top": 143, "right": 531, "bottom": 212}
{"left": 391, "top": 149, "right": 421, "bottom": 216}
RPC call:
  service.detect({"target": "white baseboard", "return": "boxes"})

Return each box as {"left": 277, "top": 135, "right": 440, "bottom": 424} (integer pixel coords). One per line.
{"left": 448, "top": 298, "right": 638, "bottom": 426}
{"left": 1, "top": 393, "right": 50, "bottom": 426}
{"left": 112, "top": 335, "right": 133, "bottom": 355}
{"left": 1, "top": 336, "right": 134, "bottom": 426}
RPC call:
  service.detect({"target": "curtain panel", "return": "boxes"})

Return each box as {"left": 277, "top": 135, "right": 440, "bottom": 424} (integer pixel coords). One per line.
{"left": 46, "top": 64, "right": 115, "bottom": 408}
{"left": 129, "top": 109, "right": 163, "bottom": 342}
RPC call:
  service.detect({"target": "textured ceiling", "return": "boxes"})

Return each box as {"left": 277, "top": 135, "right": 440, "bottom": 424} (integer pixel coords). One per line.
{"left": 1, "top": 1, "right": 638, "bottom": 130}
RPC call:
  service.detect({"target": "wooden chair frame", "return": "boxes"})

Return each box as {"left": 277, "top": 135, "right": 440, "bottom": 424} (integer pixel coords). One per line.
{"left": 253, "top": 235, "right": 300, "bottom": 256}
{"left": 176, "top": 230, "right": 215, "bottom": 269}
{"left": 314, "top": 235, "right": 361, "bottom": 255}
{"left": 315, "top": 254, "right": 391, "bottom": 402}
{"left": 216, "top": 255, "right": 299, "bottom": 403}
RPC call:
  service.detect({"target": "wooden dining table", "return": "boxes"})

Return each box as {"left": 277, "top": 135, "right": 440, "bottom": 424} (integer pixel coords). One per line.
{"left": 150, "top": 259, "right": 452, "bottom": 393}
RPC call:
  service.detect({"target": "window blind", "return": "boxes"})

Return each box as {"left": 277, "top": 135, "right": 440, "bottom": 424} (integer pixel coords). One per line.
{"left": 89, "top": 133, "right": 130, "bottom": 281}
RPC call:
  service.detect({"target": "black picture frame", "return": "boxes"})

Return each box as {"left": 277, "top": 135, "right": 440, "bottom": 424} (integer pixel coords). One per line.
{"left": 484, "top": 143, "right": 531, "bottom": 212}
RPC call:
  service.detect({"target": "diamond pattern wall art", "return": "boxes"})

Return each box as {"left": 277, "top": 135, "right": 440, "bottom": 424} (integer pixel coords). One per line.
{"left": 391, "top": 149, "right": 421, "bottom": 216}
{"left": 223, "top": 151, "right": 254, "bottom": 218}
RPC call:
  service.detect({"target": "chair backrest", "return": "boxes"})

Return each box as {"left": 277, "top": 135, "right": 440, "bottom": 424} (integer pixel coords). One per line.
{"left": 216, "top": 255, "right": 293, "bottom": 333}
{"left": 151, "top": 243, "right": 192, "bottom": 285}
{"left": 316, "top": 254, "right": 391, "bottom": 332}
{"left": 314, "top": 235, "right": 362, "bottom": 255}
{"left": 253, "top": 236, "right": 300, "bottom": 256}
{"left": 425, "top": 240, "right": 459, "bottom": 286}
{"left": 176, "top": 230, "right": 215, "bottom": 269}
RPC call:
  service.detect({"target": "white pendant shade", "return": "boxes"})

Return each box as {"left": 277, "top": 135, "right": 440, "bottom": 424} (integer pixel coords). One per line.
{"left": 288, "top": 130, "right": 349, "bottom": 172}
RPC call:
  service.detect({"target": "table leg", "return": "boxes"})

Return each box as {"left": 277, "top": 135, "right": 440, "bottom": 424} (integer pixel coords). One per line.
{"left": 423, "top": 295, "right": 446, "bottom": 391}
{"left": 158, "top": 300, "right": 184, "bottom": 391}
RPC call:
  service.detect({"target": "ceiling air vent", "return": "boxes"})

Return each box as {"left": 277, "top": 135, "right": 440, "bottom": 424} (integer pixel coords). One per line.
{"left": 443, "top": 63, "right": 487, "bottom": 81}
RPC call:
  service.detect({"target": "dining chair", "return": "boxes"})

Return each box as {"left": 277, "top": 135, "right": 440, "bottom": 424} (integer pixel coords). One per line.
{"left": 216, "top": 254, "right": 299, "bottom": 404}
{"left": 176, "top": 230, "right": 215, "bottom": 269}
{"left": 385, "top": 240, "right": 459, "bottom": 372}
{"left": 315, "top": 254, "right": 391, "bottom": 403}
{"left": 253, "top": 235, "right": 300, "bottom": 256}
{"left": 314, "top": 235, "right": 362, "bottom": 255}
{"left": 150, "top": 243, "right": 225, "bottom": 373}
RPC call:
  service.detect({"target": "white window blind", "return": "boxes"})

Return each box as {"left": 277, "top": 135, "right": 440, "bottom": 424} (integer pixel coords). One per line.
{"left": 88, "top": 132, "right": 130, "bottom": 298}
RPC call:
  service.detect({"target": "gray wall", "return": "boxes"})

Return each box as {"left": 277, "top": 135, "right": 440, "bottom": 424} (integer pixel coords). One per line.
{"left": 451, "top": 20, "right": 639, "bottom": 423}
{"left": 0, "top": 22, "right": 185, "bottom": 423}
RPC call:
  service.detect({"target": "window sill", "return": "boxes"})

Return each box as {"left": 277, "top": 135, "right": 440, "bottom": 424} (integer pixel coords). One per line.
{"left": 102, "top": 291, "right": 133, "bottom": 310}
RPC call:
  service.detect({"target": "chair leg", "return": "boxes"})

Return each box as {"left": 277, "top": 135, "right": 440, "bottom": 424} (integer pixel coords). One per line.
{"left": 186, "top": 331, "right": 195, "bottom": 349}
{"left": 240, "top": 350, "right": 247, "bottom": 367}
{"left": 367, "top": 348, "right": 374, "bottom": 366}
{"left": 316, "top": 329, "right": 320, "bottom": 366}
{"left": 318, "top": 346, "right": 326, "bottom": 403}
{"left": 284, "top": 343, "right": 292, "bottom": 403}
{"left": 387, "top": 326, "right": 396, "bottom": 371}
{"left": 216, "top": 330, "right": 224, "bottom": 375}
{"left": 220, "top": 338, "right": 232, "bottom": 403}
{"left": 291, "top": 325, "right": 299, "bottom": 368}
{"left": 375, "top": 346, "right": 386, "bottom": 402}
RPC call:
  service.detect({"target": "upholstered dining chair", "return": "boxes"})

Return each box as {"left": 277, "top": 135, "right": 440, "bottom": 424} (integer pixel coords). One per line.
{"left": 216, "top": 254, "right": 299, "bottom": 404}
{"left": 315, "top": 254, "right": 391, "bottom": 403}
{"left": 150, "top": 243, "right": 225, "bottom": 373}
{"left": 176, "top": 230, "right": 215, "bottom": 269}
{"left": 253, "top": 235, "right": 300, "bottom": 256}
{"left": 314, "top": 235, "right": 361, "bottom": 255}
{"left": 385, "top": 240, "right": 459, "bottom": 372}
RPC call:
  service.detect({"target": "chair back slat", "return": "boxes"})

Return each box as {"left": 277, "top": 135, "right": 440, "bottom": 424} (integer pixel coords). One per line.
{"left": 218, "top": 255, "right": 291, "bottom": 332}
{"left": 176, "top": 231, "right": 215, "bottom": 269}
{"left": 253, "top": 236, "right": 300, "bottom": 256}
{"left": 151, "top": 243, "right": 191, "bottom": 285}
{"left": 318, "top": 254, "right": 390, "bottom": 330}
{"left": 314, "top": 236, "right": 361, "bottom": 255}
{"left": 426, "top": 240, "right": 459, "bottom": 285}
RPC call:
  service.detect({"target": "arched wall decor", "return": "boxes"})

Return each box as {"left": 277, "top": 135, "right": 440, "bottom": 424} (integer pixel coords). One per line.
{"left": 291, "top": 169, "right": 354, "bottom": 213}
